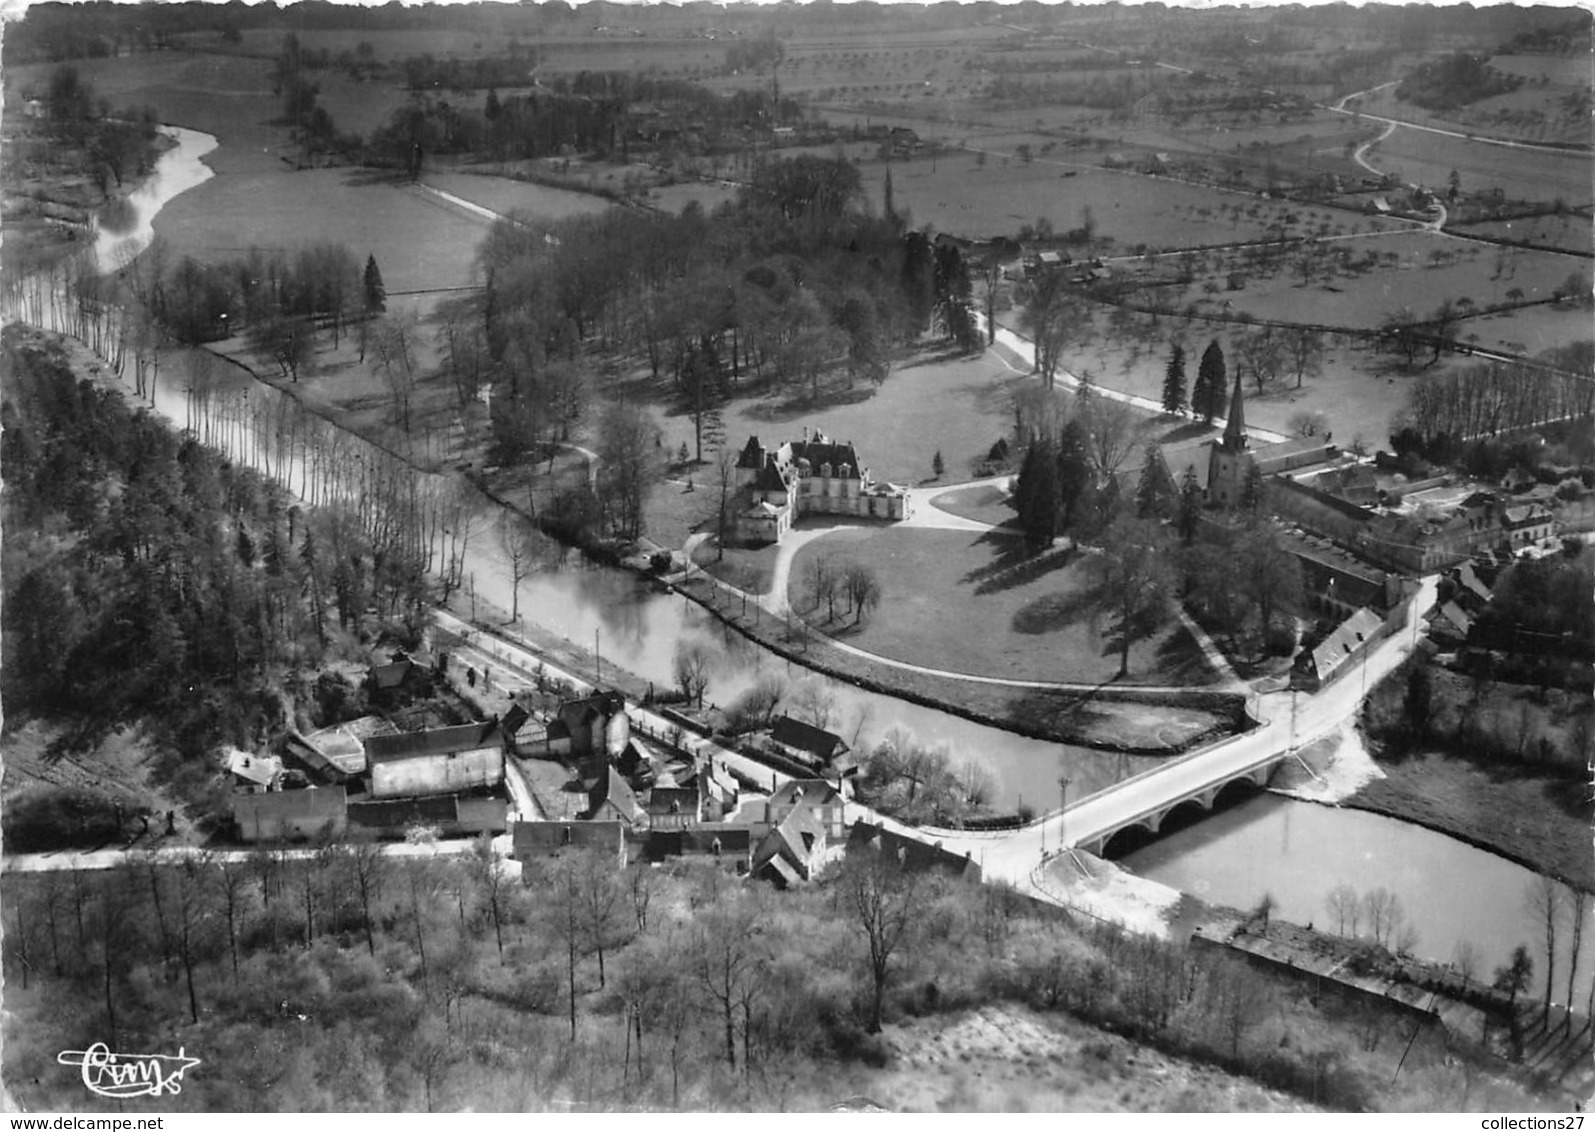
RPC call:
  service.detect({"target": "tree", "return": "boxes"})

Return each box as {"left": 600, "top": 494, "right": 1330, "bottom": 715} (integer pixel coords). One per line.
{"left": 1135, "top": 444, "right": 1175, "bottom": 519}
{"left": 842, "top": 560, "right": 883, "bottom": 624}
{"left": 500, "top": 511, "right": 539, "bottom": 622}
{"left": 248, "top": 312, "right": 314, "bottom": 383}
{"left": 691, "top": 892, "right": 768, "bottom": 1069}
{"left": 1525, "top": 877, "right": 1562, "bottom": 1027}
{"left": 1176, "top": 466, "right": 1202, "bottom": 544}
{"left": 1288, "top": 409, "right": 1331, "bottom": 438}
{"left": 1235, "top": 326, "right": 1282, "bottom": 394}
{"left": 1093, "top": 517, "right": 1175, "bottom": 678}
{"left": 672, "top": 640, "right": 714, "bottom": 707}
{"left": 1081, "top": 393, "right": 1137, "bottom": 482}
{"left": 1377, "top": 306, "right": 1424, "bottom": 370}
{"left": 1281, "top": 327, "right": 1324, "bottom": 389}
{"left": 1161, "top": 343, "right": 1187, "bottom": 416}
{"left": 1326, "top": 883, "right": 1361, "bottom": 937}
{"left": 1013, "top": 439, "right": 1060, "bottom": 552}
{"left": 804, "top": 553, "right": 840, "bottom": 620}
{"left": 842, "top": 847, "right": 923, "bottom": 1033}
{"left": 1018, "top": 270, "right": 1080, "bottom": 390}
{"left": 363, "top": 255, "right": 386, "bottom": 316}
{"left": 1402, "top": 664, "right": 1434, "bottom": 739}
{"left": 932, "top": 450, "right": 945, "bottom": 478}
{"left": 1194, "top": 340, "right": 1227, "bottom": 425}
{"left": 372, "top": 312, "right": 421, "bottom": 433}
{"left": 595, "top": 399, "right": 661, "bottom": 542}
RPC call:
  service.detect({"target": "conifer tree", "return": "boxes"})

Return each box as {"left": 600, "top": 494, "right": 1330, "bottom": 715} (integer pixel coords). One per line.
{"left": 363, "top": 255, "right": 386, "bottom": 316}
{"left": 1136, "top": 443, "right": 1175, "bottom": 519}
{"left": 1161, "top": 343, "right": 1187, "bottom": 416}
{"left": 1195, "top": 339, "right": 1226, "bottom": 425}
{"left": 1177, "top": 466, "right": 1202, "bottom": 543}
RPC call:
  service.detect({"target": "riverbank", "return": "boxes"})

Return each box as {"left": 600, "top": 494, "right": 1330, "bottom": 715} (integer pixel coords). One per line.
{"left": 1345, "top": 747, "right": 1594, "bottom": 895}
{"left": 672, "top": 569, "right": 1248, "bottom": 755}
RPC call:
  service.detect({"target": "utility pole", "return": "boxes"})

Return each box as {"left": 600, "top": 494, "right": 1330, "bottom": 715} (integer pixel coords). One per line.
{"left": 595, "top": 627, "right": 602, "bottom": 687}
{"left": 1058, "top": 774, "right": 1071, "bottom": 852}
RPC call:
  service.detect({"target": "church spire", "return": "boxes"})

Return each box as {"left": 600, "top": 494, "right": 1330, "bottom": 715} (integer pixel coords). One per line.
{"left": 1222, "top": 369, "right": 1248, "bottom": 451}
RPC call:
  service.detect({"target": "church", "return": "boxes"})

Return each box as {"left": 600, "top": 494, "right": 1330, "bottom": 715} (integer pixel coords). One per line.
{"left": 1204, "top": 371, "right": 1341, "bottom": 509}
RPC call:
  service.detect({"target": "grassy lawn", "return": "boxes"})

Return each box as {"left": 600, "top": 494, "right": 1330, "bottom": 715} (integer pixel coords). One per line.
{"left": 787, "top": 526, "right": 1215, "bottom": 687}
{"left": 928, "top": 483, "right": 1018, "bottom": 528}
{"left": 1349, "top": 749, "right": 1593, "bottom": 893}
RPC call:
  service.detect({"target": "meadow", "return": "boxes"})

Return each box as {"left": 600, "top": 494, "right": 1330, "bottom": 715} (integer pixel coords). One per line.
{"left": 1454, "top": 212, "right": 1593, "bottom": 255}
{"left": 1372, "top": 127, "right": 1593, "bottom": 208}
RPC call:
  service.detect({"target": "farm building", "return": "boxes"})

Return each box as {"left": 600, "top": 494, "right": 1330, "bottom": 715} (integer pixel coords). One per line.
{"left": 759, "top": 778, "right": 848, "bottom": 839}
{"left": 364, "top": 720, "right": 506, "bottom": 799}
{"left": 347, "top": 794, "right": 508, "bottom": 839}
{"left": 752, "top": 804, "right": 830, "bottom": 888}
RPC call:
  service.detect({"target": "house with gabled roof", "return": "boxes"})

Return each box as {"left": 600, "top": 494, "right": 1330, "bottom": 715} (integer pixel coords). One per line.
{"left": 762, "top": 777, "right": 848, "bottom": 839}
{"left": 732, "top": 428, "right": 910, "bottom": 546}
{"left": 752, "top": 804, "right": 829, "bottom": 888}
{"left": 768, "top": 715, "right": 850, "bottom": 769}
{"left": 233, "top": 786, "right": 347, "bottom": 843}
{"left": 364, "top": 720, "right": 506, "bottom": 799}
{"left": 550, "top": 691, "right": 630, "bottom": 763}
{"left": 1294, "top": 607, "right": 1383, "bottom": 691}
{"left": 227, "top": 748, "right": 283, "bottom": 794}
{"left": 846, "top": 822, "right": 983, "bottom": 883}
{"left": 645, "top": 823, "right": 751, "bottom": 870}
{"left": 581, "top": 764, "right": 642, "bottom": 825}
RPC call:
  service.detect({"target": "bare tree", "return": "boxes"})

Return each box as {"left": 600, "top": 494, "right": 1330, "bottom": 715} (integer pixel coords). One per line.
{"left": 1326, "top": 883, "right": 1360, "bottom": 937}
{"left": 692, "top": 891, "right": 768, "bottom": 1069}
{"left": 672, "top": 639, "right": 714, "bottom": 707}
{"left": 470, "top": 835, "right": 509, "bottom": 962}
{"left": 1565, "top": 890, "right": 1587, "bottom": 1033}
{"left": 1080, "top": 393, "right": 1138, "bottom": 480}
{"left": 1526, "top": 877, "right": 1563, "bottom": 1027}
{"left": 842, "top": 847, "right": 923, "bottom": 1032}
{"left": 842, "top": 561, "right": 883, "bottom": 624}
{"left": 500, "top": 511, "right": 539, "bottom": 623}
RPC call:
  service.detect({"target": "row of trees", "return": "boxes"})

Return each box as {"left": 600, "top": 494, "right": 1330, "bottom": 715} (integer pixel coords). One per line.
{"left": 1391, "top": 358, "right": 1595, "bottom": 454}
{"left": 800, "top": 555, "right": 884, "bottom": 625}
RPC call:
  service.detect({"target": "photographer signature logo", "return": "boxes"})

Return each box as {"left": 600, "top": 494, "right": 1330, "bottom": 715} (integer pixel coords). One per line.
{"left": 58, "top": 1042, "right": 200, "bottom": 1099}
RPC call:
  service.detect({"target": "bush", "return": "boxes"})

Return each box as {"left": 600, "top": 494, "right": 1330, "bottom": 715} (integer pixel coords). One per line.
{"left": 4, "top": 786, "right": 130, "bottom": 852}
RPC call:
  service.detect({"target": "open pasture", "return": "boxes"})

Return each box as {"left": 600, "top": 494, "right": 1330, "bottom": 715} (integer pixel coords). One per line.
{"left": 1371, "top": 127, "right": 1592, "bottom": 207}
{"left": 154, "top": 168, "right": 488, "bottom": 295}
{"left": 1353, "top": 61, "right": 1593, "bottom": 149}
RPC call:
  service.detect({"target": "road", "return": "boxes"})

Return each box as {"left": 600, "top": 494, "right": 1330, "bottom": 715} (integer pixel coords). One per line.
{"left": 928, "top": 575, "right": 1437, "bottom": 894}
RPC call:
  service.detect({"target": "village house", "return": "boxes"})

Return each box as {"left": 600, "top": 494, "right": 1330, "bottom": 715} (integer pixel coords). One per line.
{"left": 758, "top": 778, "right": 848, "bottom": 840}
{"left": 766, "top": 715, "right": 855, "bottom": 778}
{"left": 751, "top": 804, "right": 830, "bottom": 888}
{"left": 512, "top": 820, "right": 628, "bottom": 868}
{"left": 847, "top": 822, "right": 984, "bottom": 883}
{"left": 543, "top": 691, "right": 630, "bottom": 763}
{"left": 232, "top": 785, "right": 348, "bottom": 843}
{"left": 645, "top": 824, "right": 752, "bottom": 871}
{"left": 226, "top": 748, "right": 284, "bottom": 794}
{"left": 581, "top": 764, "right": 643, "bottom": 825}
{"left": 733, "top": 429, "right": 910, "bottom": 545}
{"left": 364, "top": 719, "right": 506, "bottom": 799}
{"left": 1293, "top": 608, "right": 1384, "bottom": 691}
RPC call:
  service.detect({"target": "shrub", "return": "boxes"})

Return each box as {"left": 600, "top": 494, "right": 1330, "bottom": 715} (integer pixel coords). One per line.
{"left": 4, "top": 786, "right": 130, "bottom": 852}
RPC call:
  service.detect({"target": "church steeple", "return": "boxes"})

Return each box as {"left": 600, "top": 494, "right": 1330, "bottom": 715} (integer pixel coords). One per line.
{"left": 1221, "top": 369, "right": 1248, "bottom": 451}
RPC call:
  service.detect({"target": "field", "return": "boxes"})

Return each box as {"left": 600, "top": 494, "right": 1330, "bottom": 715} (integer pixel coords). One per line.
{"left": 155, "top": 169, "right": 488, "bottom": 294}
{"left": 417, "top": 170, "right": 615, "bottom": 222}
{"left": 786, "top": 526, "right": 1212, "bottom": 688}
{"left": 1371, "top": 127, "right": 1593, "bottom": 208}
{"left": 1172, "top": 231, "right": 1581, "bottom": 330}
{"left": 1453, "top": 212, "right": 1593, "bottom": 255}
{"left": 1353, "top": 58, "right": 1593, "bottom": 149}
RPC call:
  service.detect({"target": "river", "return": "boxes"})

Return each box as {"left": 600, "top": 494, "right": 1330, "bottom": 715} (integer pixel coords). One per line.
{"left": 34, "top": 123, "right": 1594, "bottom": 992}
{"left": 1122, "top": 794, "right": 1595, "bottom": 1012}
{"left": 93, "top": 126, "right": 217, "bottom": 276}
